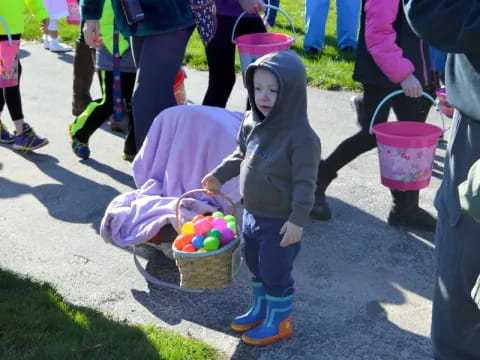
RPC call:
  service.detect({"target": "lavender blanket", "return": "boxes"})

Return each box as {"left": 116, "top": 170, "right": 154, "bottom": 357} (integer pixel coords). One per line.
{"left": 100, "top": 105, "right": 243, "bottom": 247}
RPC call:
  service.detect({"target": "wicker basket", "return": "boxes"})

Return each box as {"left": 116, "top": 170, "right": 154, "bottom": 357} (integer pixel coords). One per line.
{"left": 172, "top": 189, "right": 242, "bottom": 290}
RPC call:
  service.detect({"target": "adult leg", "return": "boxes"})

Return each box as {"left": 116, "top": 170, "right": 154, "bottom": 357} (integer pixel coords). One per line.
{"left": 202, "top": 15, "right": 265, "bottom": 108}
{"left": 336, "top": 0, "right": 360, "bottom": 49}
{"left": 120, "top": 72, "right": 137, "bottom": 158}
{"left": 432, "top": 114, "right": 480, "bottom": 357}
{"left": 311, "top": 85, "right": 392, "bottom": 219}
{"left": 387, "top": 86, "right": 437, "bottom": 232}
{"left": 303, "top": 0, "right": 330, "bottom": 53}
{"left": 131, "top": 26, "right": 194, "bottom": 150}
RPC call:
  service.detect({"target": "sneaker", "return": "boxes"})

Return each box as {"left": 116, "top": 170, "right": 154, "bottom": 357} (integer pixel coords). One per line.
{"left": 13, "top": 123, "right": 49, "bottom": 151}
{"left": 49, "top": 37, "right": 72, "bottom": 52}
{"left": 43, "top": 34, "right": 50, "bottom": 50}
{"left": 121, "top": 153, "right": 135, "bottom": 162}
{"left": 71, "top": 136, "right": 90, "bottom": 159}
{"left": 0, "top": 122, "right": 14, "bottom": 143}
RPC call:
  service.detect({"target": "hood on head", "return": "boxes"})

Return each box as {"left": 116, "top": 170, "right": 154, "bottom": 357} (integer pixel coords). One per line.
{"left": 245, "top": 49, "right": 308, "bottom": 127}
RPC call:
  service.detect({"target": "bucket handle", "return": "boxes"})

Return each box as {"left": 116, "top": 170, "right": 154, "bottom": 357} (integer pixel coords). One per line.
{"left": 368, "top": 89, "right": 447, "bottom": 135}
{"left": 0, "top": 16, "right": 13, "bottom": 45}
{"left": 231, "top": 5, "right": 296, "bottom": 44}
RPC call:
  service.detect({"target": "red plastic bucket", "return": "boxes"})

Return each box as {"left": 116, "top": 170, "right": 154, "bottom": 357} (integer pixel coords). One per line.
{"left": 174, "top": 68, "right": 187, "bottom": 105}
{"left": 232, "top": 5, "right": 296, "bottom": 73}
{"left": 0, "top": 17, "right": 20, "bottom": 88}
{"left": 66, "top": 0, "right": 81, "bottom": 25}
{"left": 369, "top": 90, "right": 445, "bottom": 191}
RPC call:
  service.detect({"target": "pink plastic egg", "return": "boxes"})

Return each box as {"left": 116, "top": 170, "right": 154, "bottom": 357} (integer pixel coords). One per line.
{"left": 212, "top": 217, "right": 227, "bottom": 231}
{"left": 193, "top": 217, "right": 212, "bottom": 235}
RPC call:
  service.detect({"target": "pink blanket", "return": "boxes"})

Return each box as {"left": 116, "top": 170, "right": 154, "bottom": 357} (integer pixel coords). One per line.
{"left": 100, "top": 105, "right": 242, "bottom": 247}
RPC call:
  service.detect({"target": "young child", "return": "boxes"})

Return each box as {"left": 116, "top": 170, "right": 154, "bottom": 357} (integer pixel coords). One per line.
{"left": 202, "top": 50, "right": 320, "bottom": 346}
{"left": 0, "top": 0, "right": 49, "bottom": 151}
{"left": 311, "top": 0, "right": 437, "bottom": 232}
{"left": 69, "top": 0, "right": 136, "bottom": 160}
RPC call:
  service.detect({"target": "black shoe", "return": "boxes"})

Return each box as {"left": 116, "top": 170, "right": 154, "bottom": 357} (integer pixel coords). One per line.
{"left": 340, "top": 46, "right": 356, "bottom": 54}
{"left": 310, "top": 195, "right": 332, "bottom": 220}
{"left": 388, "top": 206, "right": 437, "bottom": 232}
{"left": 305, "top": 48, "right": 320, "bottom": 56}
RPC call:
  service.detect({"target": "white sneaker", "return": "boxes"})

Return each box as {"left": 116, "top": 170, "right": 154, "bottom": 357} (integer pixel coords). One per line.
{"left": 43, "top": 34, "right": 50, "bottom": 50}
{"left": 49, "top": 37, "right": 72, "bottom": 52}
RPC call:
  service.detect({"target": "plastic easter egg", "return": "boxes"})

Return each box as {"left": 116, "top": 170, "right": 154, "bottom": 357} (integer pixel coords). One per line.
{"left": 224, "top": 215, "right": 235, "bottom": 223}
{"left": 173, "top": 234, "right": 193, "bottom": 250}
{"left": 193, "top": 217, "right": 212, "bottom": 235}
{"left": 191, "top": 235, "right": 205, "bottom": 250}
{"left": 181, "top": 221, "right": 195, "bottom": 235}
{"left": 212, "top": 217, "right": 227, "bottom": 231}
{"left": 192, "top": 214, "right": 205, "bottom": 223}
{"left": 227, "top": 221, "right": 236, "bottom": 233}
{"left": 220, "top": 228, "right": 235, "bottom": 244}
{"left": 206, "top": 228, "right": 222, "bottom": 239}
{"left": 196, "top": 248, "right": 207, "bottom": 253}
{"left": 203, "top": 236, "right": 220, "bottom": 251}
{"left": 212, "top": 211, "right": 224, "bottom": 218}
{"left": 205, "top": 216, "right": 214, "bottom": 223}
{"left": 182, "top": 244, "right": 196, "bottom": 252}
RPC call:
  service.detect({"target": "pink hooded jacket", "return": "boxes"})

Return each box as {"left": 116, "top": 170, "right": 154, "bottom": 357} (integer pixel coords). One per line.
{"left": 364, "top": 0, "right": 415, "bottom": 83}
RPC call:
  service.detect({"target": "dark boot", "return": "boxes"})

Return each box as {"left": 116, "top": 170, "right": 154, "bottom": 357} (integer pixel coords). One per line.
{"left": 72, "top": 40, "right": 96, "bottom": 116}
{"left": 310, "top": 160, "right": 336, "bottom": 220}
{"left": 388, "top": 190, "right": 437, "bottom": 232}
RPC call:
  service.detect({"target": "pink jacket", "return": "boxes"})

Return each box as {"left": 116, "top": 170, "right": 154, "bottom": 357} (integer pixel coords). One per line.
{"left": 364, "top": 0, "right": 414, "bottom": 83}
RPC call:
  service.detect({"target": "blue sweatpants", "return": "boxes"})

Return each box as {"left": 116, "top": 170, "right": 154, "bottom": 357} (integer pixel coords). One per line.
{"left": 242, "top": 210, "right": 301, "bottom": 297}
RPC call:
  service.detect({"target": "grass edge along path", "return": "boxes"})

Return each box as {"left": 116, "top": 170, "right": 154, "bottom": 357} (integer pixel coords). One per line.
{"left": 0, "top": 268, "right": 221, "bottom": 360}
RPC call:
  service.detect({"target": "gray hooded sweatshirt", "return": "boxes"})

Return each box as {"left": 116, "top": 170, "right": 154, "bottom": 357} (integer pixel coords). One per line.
{"left": 211, "top": 50, "right": 321, "bottom": 227}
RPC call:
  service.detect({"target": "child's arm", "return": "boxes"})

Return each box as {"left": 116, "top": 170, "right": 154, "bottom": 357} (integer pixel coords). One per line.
{"left": 364, "top": 0, "right": 416, "bottom": 86}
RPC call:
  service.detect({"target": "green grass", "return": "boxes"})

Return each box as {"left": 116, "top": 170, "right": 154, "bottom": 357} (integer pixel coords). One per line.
{"left": 23, "top": 0, "right": 361, "bottom": 91}
{"left": 0, "top": 268, "right": 220, "bottom": 360}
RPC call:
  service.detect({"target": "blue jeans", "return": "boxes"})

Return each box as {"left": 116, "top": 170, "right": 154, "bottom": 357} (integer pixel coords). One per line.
{"left": 242, "top": 210, "right": 301, "bottom": 297}
{"left": 303, "top": 0, "right": 360, "bottom": 51}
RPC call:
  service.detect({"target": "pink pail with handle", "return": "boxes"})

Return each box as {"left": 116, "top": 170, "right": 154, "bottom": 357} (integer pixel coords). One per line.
{"left": 232, "top": 5, "right": 296, "bottom": 73}
{"left": 0, "top": 17, "right": 20, "bottom": 88}
{"left": 369, "top": 90, "right": 445, "bottom": 191}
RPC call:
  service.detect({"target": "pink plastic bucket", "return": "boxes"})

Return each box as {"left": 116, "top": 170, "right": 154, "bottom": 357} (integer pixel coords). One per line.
{"left": 0, "top": 17, "right": 20, "bottom": 88}
{"left": 232, "top": 5, "right": 295, "bottom": 73}
{"left": 435, "top": 87, "right": 454, "bottom": 118}
{"left": 66, "top": 0, "right": 81, "bottom": 25}
{"left": 369, "top": 90, "right": 445, "bottom": 191}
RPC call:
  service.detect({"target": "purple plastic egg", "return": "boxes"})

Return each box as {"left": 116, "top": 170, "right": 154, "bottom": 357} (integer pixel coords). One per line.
{"left": 220, "top": 228, "right": 235, "bottom": 245}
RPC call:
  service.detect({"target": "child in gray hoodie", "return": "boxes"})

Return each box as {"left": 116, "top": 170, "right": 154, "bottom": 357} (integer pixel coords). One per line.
{"left": 202, "top": 50, "right": 320, "bottom": 346}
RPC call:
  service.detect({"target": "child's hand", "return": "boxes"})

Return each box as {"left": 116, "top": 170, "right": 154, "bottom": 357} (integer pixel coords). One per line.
{"left": 83, "top": 20, "right": 103, "bottom": 49}
{"left": 400, "top": 74, "right": 423, "bottom": 98}
{"left": 40, "top": 18, "right": 49, "bottom": 34}
{"left": 202, "top": 173, "right": 222, "bottom": 194}
{"left": 279, "top": 221, "right": 303, "bottom": 247}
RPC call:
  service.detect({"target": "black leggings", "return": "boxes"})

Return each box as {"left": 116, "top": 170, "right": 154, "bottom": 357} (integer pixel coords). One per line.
{"left": 73, "top": 70, "right": 136, "bottom": 154}
{"left": 0, "top": 59, "right": 23, "bottom": 121}
{"left": 202, "top": 14, "right": 266, "bottom": 108}
{"left": 322, "top": 84, "right": 436, "bottom": 176}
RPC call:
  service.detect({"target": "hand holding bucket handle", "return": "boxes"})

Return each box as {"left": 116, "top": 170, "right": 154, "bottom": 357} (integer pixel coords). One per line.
{"left": 231, "top": 5, "right": 296, "bottom": 44}
{"left": 368, "top": 89, "right": 447, "bottom": 135}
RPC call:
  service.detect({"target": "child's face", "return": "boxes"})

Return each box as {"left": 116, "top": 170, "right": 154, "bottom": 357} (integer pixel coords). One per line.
{"left": 253, "top": 68, "right": 278, "bottom": 117}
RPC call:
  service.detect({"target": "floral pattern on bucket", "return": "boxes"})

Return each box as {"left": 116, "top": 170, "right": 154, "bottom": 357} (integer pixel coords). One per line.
{"left": 377, "top": 143, "right": 436, "bottom": 182}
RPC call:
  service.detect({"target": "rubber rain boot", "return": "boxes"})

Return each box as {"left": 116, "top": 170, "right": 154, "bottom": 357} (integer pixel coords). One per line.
{"left": 231, "top": 282, "right": 266, "bottom": 332}
{"left": 242, "top": 294, "right": 293, "bottom": 346}
{"left": 388, "top": 189, "right": 437, "bottom": 232}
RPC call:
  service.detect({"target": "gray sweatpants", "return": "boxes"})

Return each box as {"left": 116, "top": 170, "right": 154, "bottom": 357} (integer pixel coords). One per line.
{"left": 130, "top": 26, "right": 194, "bottom": 150}
{"left": 431, "top": 111, "right": 480, "bottom": 359}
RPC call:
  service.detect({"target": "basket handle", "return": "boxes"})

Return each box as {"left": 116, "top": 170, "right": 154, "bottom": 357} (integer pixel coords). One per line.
{"left": 368, "top": 89, "right": 446, "bottom": 135}
{"left": 231, "top": 5, "right": 296, "bottom": 44}
{"left": 0, "top": 16, "right": 13, "bottom": 45}
{"left": 175, "top": 188, "right": 239, "bottom": 235}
